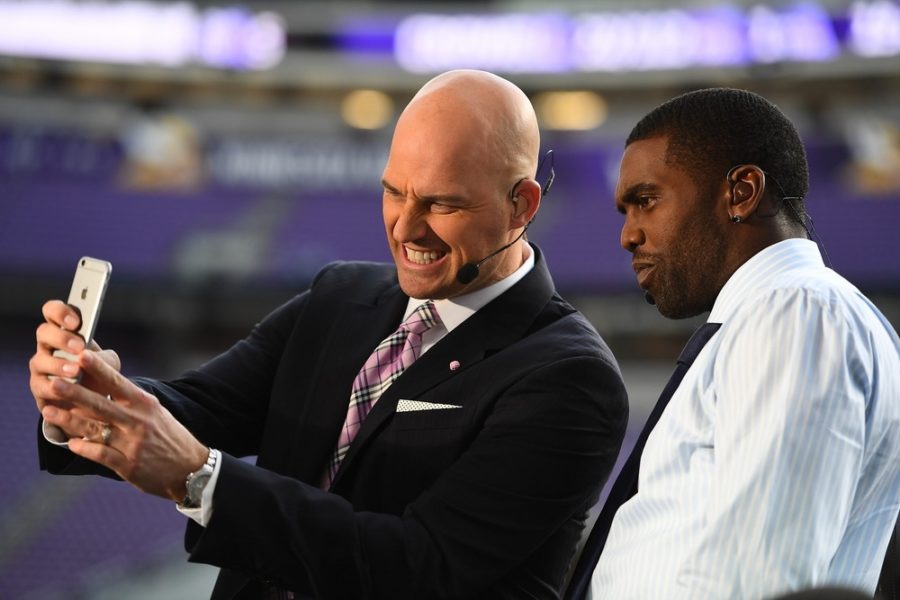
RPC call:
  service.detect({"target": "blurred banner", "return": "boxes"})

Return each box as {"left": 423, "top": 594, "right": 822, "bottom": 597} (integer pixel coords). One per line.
{"left": 1, "top": 122, "right": 898, "bottom": 291}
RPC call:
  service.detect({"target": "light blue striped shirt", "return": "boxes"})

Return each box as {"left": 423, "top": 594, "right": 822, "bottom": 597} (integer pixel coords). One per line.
{"left": 591, "top": 239, "right": 900, "bottom": 599}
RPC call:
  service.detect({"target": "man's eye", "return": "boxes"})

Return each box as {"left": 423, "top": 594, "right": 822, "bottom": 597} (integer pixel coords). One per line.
{"left": 637, "top": 196, "right": 657, "bottom": 209}
{"left": 431, "top": 202, "right": 455, "bottom": 214}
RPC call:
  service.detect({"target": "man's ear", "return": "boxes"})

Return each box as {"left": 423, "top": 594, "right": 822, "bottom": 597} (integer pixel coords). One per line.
{"left": 727, "top": 164, "right": 766, "bottom": 222}
{"left": 510, "top": 178, "right": 542, "bottom": 229}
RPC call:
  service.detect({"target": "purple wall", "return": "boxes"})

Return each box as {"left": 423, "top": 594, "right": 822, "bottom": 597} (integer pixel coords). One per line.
{"left": 1, "top": 127, "right": 897, "bottom": 292}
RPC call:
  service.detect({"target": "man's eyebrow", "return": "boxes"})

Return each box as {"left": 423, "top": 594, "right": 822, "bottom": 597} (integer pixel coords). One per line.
{"left": 381, "top": 179, "right": 401, "bottom": 194}
{"left": 380, "top": 179, "right": 466, "bottom": 204}
{"left": 615, "top": 182, "right": 660, "bottom": 213}
{"left": 422, "top": 192, "right": 467, "bottom": 204}
{"left": 619, "top": 182, "right": 660, "bottom": 202}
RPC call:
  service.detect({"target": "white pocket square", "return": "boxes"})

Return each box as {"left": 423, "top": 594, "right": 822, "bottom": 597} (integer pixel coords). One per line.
{"left": 396, "top": 400, "right": 462, "bottom": 413}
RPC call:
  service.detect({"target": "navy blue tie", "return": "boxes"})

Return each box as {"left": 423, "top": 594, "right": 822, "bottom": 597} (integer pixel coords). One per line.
{"left": 564, "top": 322, "right": 722, "bottom": 600}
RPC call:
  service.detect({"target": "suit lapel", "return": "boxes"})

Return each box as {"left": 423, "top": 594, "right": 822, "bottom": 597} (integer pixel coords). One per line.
{"left": 286, "top": 285, "right": 407, "bottom": 484}
{"left": 330, "top": 245, "right": 556, "bottom": 488}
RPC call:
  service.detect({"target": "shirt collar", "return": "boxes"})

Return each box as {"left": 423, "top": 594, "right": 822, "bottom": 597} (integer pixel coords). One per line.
{"left": 404, "top": 243, "right": 535, "bottom": 333}
{"left": 709, "top": 238, "right": 825, "bottom": 323}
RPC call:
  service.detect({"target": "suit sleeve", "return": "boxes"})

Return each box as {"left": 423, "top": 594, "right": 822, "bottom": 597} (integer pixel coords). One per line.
{"left": 185, "top": 352, "right": 628, "bottom": 600}
{"left": 134, "top": 290, "right": 307, "bottom": 458}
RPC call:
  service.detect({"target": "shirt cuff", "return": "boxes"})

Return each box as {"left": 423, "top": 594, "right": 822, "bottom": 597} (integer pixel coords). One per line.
{"left": 175, "top": 448, "right": 222, "bottom": 527}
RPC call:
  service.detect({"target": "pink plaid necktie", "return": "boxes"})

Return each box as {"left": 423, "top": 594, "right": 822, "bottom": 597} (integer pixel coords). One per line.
{"left": 323, "top": 300, "right": 442, "bottom": 488}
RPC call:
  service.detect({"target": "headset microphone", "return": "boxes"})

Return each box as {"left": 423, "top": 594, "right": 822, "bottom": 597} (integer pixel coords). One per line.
{"left": 455, "top": 228, "right": 529, "bottom": 284}
{"left": 644, "top": 291, "right": 656, "bottom": 305}
{"left": 455, "top": 149, "right": 555, "bottom": 286}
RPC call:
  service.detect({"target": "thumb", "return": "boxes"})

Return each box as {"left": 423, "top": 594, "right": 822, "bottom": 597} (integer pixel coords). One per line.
{"left": 86, "top": 340, "right": 121, "bottom": 372}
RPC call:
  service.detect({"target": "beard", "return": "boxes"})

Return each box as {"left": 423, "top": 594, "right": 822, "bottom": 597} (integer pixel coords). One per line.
{"left": 649, "top": 211, "right": 729, "bottom": 320}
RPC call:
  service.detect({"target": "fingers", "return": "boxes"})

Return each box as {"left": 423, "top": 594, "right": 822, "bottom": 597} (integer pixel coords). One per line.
{"left": 31, "top": 315, "right": 87, "bottom": 410}
{"left": 31, "top": 297, "right": 119, "bottom": 413}
{"left": 93, "top": 348, "right": 120, "bottom": 371}
{"left": 30, "top": 369, "right": 74, "bottom": 410}
{"left": 36, "top": 299, "right": 86, "bottom": 368}
{"left": 67, "top": 435, "right": 128, "bottom": 478}
{"left": 32, "top": 332, "right": 118, "bottom": 386}
{"left": 29, "top": 349, "right": 80, "bottom": 413}
{"left": 78, "top": 350, "right": 148, "bottom": 409}
{"left": 42, "top": 300, "right": 81, "bottom": 331}
{"left": 36, "top": 321, "right": 84, "bottom": 355}
{"left": 41, "top": 404, "right": 110, "bottom": 442}
{"left": 46, "top": 352, "right": 207, "bottom": 501}
{"left": 42, "top": 373, "right": 140, "bottom": 485}
{"left": 46, "top": 374, "right": 128, "bottom": 427}
{"left": 30, "top": 350, "right": 80, "bottom": 382}
{"left": 33, "top": 300, "right": 87, "bottom": 385}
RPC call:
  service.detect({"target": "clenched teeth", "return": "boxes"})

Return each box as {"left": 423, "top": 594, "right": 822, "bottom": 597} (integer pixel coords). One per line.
{"left": 405, "top": 248, "right": 444, "bottom": 264}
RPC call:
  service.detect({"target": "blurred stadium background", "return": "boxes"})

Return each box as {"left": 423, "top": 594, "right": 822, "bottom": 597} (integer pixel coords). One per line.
{"left": 1, "top": 0, "right": 898, "bottom": 597}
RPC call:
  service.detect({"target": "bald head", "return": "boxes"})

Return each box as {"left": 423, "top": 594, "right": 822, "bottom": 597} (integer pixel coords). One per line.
{"left": 381, "top": 70, "right": 544, "bottom": 299}
{"left": 399, "top": 69, "right": 540, "bottom": 187}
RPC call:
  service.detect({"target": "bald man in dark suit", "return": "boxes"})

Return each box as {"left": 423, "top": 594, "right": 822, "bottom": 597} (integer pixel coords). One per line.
{"left": 30, "top": 70, "right": 628, "bottom": 599}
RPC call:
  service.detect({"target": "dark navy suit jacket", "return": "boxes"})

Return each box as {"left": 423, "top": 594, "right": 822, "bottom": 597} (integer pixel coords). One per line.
{"left": 40, "top": 245, "right": 628, "bottom": 600}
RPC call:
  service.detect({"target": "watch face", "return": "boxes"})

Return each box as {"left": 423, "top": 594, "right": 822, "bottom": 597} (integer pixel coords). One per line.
{"left": 186, "top": 466, "right": 213, "bottom": 505}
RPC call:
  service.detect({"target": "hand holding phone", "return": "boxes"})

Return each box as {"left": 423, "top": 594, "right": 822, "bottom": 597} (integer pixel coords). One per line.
{"left": 52, "top": 257, "right": 112, "bottom": 381}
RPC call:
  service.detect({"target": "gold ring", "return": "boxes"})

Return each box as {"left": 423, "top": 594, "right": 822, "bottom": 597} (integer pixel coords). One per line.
{"left": 100, "top": 424, "right": 112, "bottom": 446}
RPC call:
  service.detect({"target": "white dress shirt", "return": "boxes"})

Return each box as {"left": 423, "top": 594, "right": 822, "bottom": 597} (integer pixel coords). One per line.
{"left": 411, "top": 243, "right": 534, "bottom": 355}
{"left": 179, "top": 244, "right": 535, "bottom": 525}
{"left": 591, "top": 239, "right": 900, "bottom": 599}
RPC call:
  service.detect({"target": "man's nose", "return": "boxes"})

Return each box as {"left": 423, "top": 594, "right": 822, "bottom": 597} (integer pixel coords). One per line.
{"left": 620, "top": 216, "right": 644, "bottom": 252}
{"left": 392, "top": 200, "right": 427, "bottom": 243}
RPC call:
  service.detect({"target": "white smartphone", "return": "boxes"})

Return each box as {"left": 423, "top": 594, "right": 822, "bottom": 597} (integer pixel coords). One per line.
{"left": 52, "top": 257, "right": 112, "bottom": 378}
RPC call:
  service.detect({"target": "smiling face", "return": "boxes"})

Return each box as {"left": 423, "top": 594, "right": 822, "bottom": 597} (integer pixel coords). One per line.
{"left": 381, "top": 72, "right": 538, "bottom": 300}
{"left": 382, "top": 111, "right": 516, "bottom": 300}
{"left": 615, "top": 136, "right": 732, "bottom": 319}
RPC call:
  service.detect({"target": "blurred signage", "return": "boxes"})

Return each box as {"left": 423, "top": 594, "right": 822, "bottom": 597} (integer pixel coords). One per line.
{"left": 0, "top": 0, "right": 285, "bottom": 70}
{"left": 848, "top": 0, "right": 900, "bottom": 56}
{"left": 380, "top": 1, "right": 900, "bottom": 73}
{"left": 0, "top": 126, "right": 119, "bottom": 179}
{"left": 0, "top": 127, "right": 387, "bottom": 191}
{"left": 1, "top": 126, "right": 898, "bottom": 288}
{"left": 206, "top": 140, "right": 387, "bottom": 190}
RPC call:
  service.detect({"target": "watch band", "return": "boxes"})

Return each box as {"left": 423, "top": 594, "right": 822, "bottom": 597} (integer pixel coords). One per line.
{"left": 181, "top": 448, "right": 217, "bottom": 508}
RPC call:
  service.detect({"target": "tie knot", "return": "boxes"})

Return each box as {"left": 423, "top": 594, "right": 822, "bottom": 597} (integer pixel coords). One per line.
{"left": 402, "top": 301, "right": 442, "bottom": 336}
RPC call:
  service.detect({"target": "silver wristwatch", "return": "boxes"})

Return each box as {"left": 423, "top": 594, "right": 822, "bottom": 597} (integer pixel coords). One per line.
{"left": 181, "top": 448, "right": 217, "bottom": 508}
